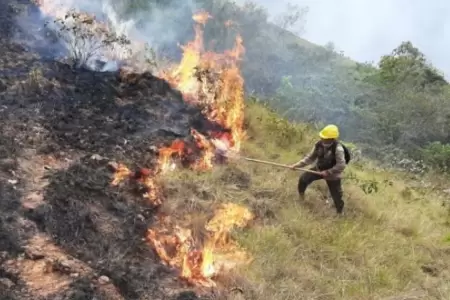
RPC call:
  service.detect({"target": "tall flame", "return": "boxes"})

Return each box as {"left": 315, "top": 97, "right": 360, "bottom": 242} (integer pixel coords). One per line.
{"left": 160, "top": 11, "right": 246, "bottom": 158}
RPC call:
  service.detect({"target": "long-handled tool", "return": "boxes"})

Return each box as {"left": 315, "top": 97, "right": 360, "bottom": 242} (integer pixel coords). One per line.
{"left": 239, "top": 157, "right": 322, "bottom": 175}
{"left": 211, "top": 139, "right": 322, "bottom": 176}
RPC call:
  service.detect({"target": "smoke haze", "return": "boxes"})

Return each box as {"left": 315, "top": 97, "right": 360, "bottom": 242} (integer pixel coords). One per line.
{"left": 237, "top": 0, "right": 449, "bottom": 77}
{"left": 15, "top": 0, "right": 198, "bottom": 71}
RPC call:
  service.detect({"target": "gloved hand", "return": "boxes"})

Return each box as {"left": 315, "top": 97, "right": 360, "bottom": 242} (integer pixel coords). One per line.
{"left": 319, "top": 170, "right": 329, "bottom": 177}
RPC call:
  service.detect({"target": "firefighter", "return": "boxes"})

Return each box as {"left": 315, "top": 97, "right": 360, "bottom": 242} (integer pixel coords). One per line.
{"left": 290, "top": 125, "right": 350, "bottom": 214}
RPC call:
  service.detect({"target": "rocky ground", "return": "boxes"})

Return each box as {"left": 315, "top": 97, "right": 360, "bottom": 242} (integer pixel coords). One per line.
{"left": 0, "top": 1, "right": 226, "bottom": 299}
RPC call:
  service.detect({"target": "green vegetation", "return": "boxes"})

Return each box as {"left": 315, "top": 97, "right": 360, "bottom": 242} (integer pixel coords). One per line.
{"left": 162, "top": 101, "right": 450, "bottom": 299}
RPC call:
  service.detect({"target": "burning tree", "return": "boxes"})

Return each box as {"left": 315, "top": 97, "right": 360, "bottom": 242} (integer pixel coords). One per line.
{"left": 45, "top": 9, "right": 132, "bottom": 69}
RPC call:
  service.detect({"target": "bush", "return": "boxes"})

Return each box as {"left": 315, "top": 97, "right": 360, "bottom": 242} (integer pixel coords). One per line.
{"left": 46, "top": 9, "right": 131, "bottom": 69}
{"left": 421, "top": 141, "right": 450, "bottom": 172}
{"left": 263, "top": 112, "right": 305, "bottom": 148}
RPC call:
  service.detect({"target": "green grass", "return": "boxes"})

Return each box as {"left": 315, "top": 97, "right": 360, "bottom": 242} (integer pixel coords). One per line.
{"left": 161, "top": 101, "right": 450, "bottom": 300}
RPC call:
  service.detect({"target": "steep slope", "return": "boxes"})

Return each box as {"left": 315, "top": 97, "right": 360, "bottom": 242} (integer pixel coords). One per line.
{"left": 161, "top": 102, "right": 450, "bottom": 299}
{"left": 0, "top": 44, "right": 219, "bottom": 300}
{"left": 0, "top": 1, "right": 246, "bottom": 299}
{"left": 0, "top": 1, "right": 449, "bottom": 300}
{"left": 0, "top": 4, "right": 226, "bottom": 299}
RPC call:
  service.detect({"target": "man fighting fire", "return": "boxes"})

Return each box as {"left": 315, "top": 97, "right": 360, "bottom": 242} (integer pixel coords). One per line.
{"left": 290, "top": 124, "right": 350, "bottom": 215}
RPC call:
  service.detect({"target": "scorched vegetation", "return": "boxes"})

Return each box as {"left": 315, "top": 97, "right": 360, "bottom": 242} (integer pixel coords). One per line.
{"left": 0, "top": 0, "right": 449, "bottom": 300}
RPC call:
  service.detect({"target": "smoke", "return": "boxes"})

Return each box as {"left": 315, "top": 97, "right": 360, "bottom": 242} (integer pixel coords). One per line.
{"left": 15, "top": 0, "right": 198, "bottom": 72}
{"left": 234, "top": 0, "right": 449, "bottom": 77}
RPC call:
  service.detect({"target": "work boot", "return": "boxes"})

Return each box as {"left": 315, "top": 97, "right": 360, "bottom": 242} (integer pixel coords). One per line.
{"left": 335, "top": 210, "right": 346, "bottom": 218}
{"left": 335, "top": 202, "right": 344, "bottom": 215}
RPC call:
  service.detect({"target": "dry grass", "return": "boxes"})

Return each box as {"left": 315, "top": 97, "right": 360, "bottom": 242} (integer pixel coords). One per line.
{"left": 161, "top": 102, "right": 450, "bottom": 300}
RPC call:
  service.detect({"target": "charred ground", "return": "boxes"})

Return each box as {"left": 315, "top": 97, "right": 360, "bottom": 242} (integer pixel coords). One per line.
{"left": 0, "top": 1, "right": 227, "bottom": 299}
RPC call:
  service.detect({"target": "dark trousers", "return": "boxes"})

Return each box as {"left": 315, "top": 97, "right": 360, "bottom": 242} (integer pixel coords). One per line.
{"left": 297, "top": 170, "right": 344, "bottom": 214}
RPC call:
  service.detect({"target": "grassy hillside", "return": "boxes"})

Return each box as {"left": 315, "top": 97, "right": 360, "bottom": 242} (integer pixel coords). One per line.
{"left": 161, "top": 100, "right": 450, "bottom": 299}
{"left": 192, "top": 0, "right": 450, "bottom": 170}
{"left": 1, "top": 1, "right": 449, "bottom": 299}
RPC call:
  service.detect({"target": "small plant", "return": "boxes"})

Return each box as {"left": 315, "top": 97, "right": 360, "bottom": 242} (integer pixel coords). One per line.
{"left": 263, "top": 110, "right": 305, "bottom": 148}
{"left": 360, "top": 179, "right": 379, "bottom": 194}
{"left": 421, "top": 141, "right": 450, "bottom": 173}
{"left": 443, "top": 234, "right": 450, "bottom": 243}
{"left": 26, "top": 67, "right": 44, "bottom": 92}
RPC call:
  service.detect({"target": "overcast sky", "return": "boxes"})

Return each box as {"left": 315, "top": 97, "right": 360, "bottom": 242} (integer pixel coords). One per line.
{"left": 238, "top": 0, "right": 449, "bottom": 76}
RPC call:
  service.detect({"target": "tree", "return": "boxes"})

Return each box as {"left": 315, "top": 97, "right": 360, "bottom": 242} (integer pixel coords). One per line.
{"left": 378, "top": 41, "right": 447, "bottom": 89}
{"left": 354, "top": 42, "right": 450, "bottom": 149}
{"left": 274, "top": 2, "right": 309, "bottom": 36}
{"left": 46, "top": 9, "right": 131, "bottom": 69}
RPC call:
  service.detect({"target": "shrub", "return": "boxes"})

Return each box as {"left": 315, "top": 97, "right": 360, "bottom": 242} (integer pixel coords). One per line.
{"left": 421, "top": 141, "right": 450, "bottom": 172}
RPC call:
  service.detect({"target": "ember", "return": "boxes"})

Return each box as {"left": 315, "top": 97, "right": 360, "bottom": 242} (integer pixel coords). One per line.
{"left": 111, "top": 164, "right": 163, "bottom": 207}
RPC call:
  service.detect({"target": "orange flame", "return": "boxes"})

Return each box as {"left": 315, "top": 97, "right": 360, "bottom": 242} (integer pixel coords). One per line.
{"left": 111, "top": 164, "right": 162, "bottom": 206}
{"left": 192, "top": 11, "right": 212, "bottom": 25}
{"left": 146, "top": 203, "right": 254, "bottom": 287}
{"left": 36, "top": 0, "right": 246, "bottom": 165}
{"left": 109, "top": 11, "right": 249, "bottom": 286}
{"left": 190, "top": 129, "right": 215, "bottom": 170}
{"left": 157, "top": 139, "right": 185, "bottom": 173}
{"left": 160, "top": 10, "right": 246, "bottom": 160}
{"left": 111, "top": 163, "right": 132, "bottom": 186}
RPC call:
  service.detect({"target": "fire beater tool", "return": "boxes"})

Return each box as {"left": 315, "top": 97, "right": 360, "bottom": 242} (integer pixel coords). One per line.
{"left": 215, "top": 148, "right": 321, "bottom": 175}
{"left": 237, "top": 157, "right": 322, "bottom": 175}
{"left": 211, "top": 139, "right": 322, "bottom": 175}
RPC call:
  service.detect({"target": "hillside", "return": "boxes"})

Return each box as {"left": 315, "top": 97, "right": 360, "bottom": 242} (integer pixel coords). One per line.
{"left": 0, "top": 0, "right": 450, "bottom": 300}
{"left": 0, "top": 30, "right": 223, "bottom": 300}
{"left": 193, "top": 0, "right": 450, "bottom": 168}
{"left": 81, "top": 0, "right": 450, "bottom": 163}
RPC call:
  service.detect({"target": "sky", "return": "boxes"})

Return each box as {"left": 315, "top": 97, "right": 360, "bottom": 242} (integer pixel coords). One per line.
{"left": 237, "top": 0, "right": 449, "bottom": 77}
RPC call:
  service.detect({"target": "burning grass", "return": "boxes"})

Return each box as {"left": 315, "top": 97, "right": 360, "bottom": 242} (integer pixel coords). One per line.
{"left": 0, "top": 1, "right": 449, "bottom": 299}
{"left": 146, "top": 203, "right": 254, "bottom": 288}
{"left": 110, "top": 160, "right": 255, "bottom": 289}
{"left": 105, "top": 9, "right": 251, "bottom": 290}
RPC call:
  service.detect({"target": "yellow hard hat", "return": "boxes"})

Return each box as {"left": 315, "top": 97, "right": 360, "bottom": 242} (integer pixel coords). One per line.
{"left": 319, "top": 124, "right": 339, "bottom": 139}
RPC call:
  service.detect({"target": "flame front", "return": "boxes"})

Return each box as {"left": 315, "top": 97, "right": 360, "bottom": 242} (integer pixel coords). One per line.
{"left": 160, "top": 12, "right": 246, "bottom": 158}
{"left": 145, "top": 17, "right": 250, "bottom": 284}
{"left": 111, "top": 165, "right": 255, "bottom": 288}
{"left": 34, "top": 0, "right": 250, "bottom": 287}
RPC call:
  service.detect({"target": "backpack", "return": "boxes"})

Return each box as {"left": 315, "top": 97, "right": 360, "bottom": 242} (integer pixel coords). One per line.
{"left": 338, "top": 143, "right": 351, "bottom": 164}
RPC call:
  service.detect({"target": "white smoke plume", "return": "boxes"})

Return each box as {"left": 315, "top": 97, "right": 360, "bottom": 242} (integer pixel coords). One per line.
{"left": 15, "top": 0, "right": 199, "bottom": 72}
